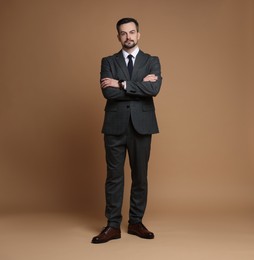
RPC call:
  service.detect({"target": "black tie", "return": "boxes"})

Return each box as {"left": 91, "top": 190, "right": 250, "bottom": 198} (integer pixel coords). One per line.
{"left": 127, "top": 54, "right": 133, "bottom": 78}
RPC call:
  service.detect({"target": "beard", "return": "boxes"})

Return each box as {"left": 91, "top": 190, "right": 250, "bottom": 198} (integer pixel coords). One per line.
{"left": 123, "top": 40, "right": 138, "bottom": 49}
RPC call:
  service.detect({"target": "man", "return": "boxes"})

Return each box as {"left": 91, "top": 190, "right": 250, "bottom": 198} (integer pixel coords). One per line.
{"left": 92, "top": 17, "right": 162, "bottom": 244}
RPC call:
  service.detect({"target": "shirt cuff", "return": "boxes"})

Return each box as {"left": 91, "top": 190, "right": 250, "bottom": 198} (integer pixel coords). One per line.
{"left": 123, "top": 81, "right": 127, "bottom": 90}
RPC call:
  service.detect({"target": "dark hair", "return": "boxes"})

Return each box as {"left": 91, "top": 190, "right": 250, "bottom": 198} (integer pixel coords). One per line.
{"left": 116, "top": 17, "right": 139, "bottom": 33}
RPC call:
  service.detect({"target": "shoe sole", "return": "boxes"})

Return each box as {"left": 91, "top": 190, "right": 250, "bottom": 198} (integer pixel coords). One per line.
{"left": 91, "top": 235, "right": 121, "bottom": 244}
{"left": 128, "top": 230, "right": 154, "bottom": 239}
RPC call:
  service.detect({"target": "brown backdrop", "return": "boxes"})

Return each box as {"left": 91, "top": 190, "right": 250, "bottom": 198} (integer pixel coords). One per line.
{"left": 0, "top": 0, "right": 253, "bottom": 218}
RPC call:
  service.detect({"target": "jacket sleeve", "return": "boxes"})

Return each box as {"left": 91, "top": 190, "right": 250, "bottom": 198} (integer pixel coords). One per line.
{"left": 100, "top": 57, "right": 133, "bottom": 101}
{"left": 125, "top": 56, "right": 162, "bottom": 97}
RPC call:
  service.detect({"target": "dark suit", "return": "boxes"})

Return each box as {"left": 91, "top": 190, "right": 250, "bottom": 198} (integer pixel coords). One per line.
{"left": 100, "top": 50, "right": 162, "bottom": 228}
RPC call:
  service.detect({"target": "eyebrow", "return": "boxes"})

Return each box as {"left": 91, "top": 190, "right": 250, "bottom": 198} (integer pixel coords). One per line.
{"left": 120, "top": 29, "right": 137, "bottom": 34}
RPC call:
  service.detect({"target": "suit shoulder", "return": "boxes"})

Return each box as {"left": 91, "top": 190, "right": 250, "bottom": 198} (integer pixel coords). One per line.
{"left": 139, "top": 50, "right": 160, "bottom": 60}
{"left": 102, "top": 51, "right": 121, "bottom": 61}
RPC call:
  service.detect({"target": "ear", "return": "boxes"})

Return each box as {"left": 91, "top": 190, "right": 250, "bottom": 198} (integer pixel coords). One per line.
{"left": 137, "top": 32, "right": 141, "bottom": 40}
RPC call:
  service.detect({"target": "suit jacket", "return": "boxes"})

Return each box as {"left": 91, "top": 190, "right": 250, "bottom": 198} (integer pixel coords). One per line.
{"left": 101, "top": 50, "right": 162, "bottom": 135}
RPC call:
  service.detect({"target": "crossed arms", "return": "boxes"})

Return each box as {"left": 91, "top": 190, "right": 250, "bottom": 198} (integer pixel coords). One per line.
{"left": 101, "top": 74, "right": 158, "bottom": 88}
{"left": 100, "top": 56, "right": 162, "bottom": 100}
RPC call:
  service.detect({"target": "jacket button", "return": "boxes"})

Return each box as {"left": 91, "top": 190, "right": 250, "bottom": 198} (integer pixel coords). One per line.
{"left": 126, "top": 105, "right": 130, "bottom": 108}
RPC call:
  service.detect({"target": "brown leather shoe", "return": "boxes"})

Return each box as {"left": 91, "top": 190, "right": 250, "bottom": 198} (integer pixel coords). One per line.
{"left": 91, "top": 226, "right": 121, "bottom": 244}
{"left": 128, "top": 223, "right": 154, "bottom": 239}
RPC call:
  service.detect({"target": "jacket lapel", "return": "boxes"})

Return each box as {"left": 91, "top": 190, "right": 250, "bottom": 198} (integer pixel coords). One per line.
{"left": 115, "top": 50, "right": 148, "bottom": 80}
{"left": 131, "top": 50, "right": 148, "bottom": 80}
{"left": 115, "top": 51, "right": 130, "bottom": 80}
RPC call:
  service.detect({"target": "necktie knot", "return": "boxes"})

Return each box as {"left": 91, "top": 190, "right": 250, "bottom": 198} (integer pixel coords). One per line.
{"left": 127, "top": 54, "right": 133, "bottom": 78}
{"left": 127, "top": 54, "right": 133, "bottom": 60}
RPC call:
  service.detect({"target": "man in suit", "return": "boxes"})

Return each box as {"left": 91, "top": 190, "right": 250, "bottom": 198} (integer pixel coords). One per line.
{"left": 92, "top": 17, "right": 162, "bottom": 244}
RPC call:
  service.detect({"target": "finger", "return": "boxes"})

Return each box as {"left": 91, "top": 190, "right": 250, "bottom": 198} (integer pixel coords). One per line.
{"left": 101, "top": 82, "right": 108, "bottom": 88}
{"left": 101, "top": 78, "right": 110, "bottom": 82}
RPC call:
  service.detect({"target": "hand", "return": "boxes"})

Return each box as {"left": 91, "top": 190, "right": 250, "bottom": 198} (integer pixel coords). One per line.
{"left": 143, "top": 74, "right": 158, "bottom": 82}
{"left": 101, "top": 78, "right": 119, "bottom": 89}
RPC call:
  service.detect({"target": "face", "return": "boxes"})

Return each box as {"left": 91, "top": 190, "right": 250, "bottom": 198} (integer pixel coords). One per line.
{"left": 117, "top": 22, "right": 140, "bottom": 51}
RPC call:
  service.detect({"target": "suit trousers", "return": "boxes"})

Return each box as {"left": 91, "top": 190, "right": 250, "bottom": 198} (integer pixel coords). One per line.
{"left": 104, "top": 119, "right": 152, "bottom": 228}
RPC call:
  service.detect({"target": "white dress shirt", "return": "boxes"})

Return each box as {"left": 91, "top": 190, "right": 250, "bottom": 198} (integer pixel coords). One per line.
{"left": 122, "top": 47, "right": 140, "bottom": 66}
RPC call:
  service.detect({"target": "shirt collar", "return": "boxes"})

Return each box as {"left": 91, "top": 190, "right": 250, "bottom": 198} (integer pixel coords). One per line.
{"left": 122, "top": 47, "right": 140, "bottom": 60}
